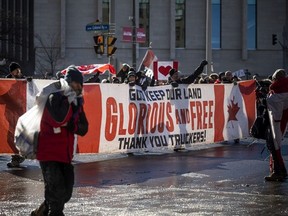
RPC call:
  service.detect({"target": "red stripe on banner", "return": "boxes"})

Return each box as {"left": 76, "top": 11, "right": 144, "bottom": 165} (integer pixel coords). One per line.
{"left": 77, "top": 84, "right": 102, "bottom": 153}
{"left": 153, "top": 61, "right": 158, "bottom": 80}
{"left": 0, "top": 80, "right": 26, "bottom": 153}
{"left": 238, "top": 80, "right": 256, "bottom": 130}
{"left": 214, "top": 84, "right": 225, "bottom": 142}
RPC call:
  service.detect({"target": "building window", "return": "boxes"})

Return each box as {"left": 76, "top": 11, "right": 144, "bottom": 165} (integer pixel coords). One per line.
{"left": 212, "top": 0, "right": 221, "bottom": 49}
{"left": 0, "top": 0, "right": 35, "bottom": 74}
{"left": 102, "top": 0, "right": 109, "bottom": 23}
{"left": 175, "top": 0, "right": 185, "bottom": 48}
{"left": 139, "top": 0, "right": 149, "bottom": 47}
{"left": 247, "top": 0, "right": 256, "bottom": 49}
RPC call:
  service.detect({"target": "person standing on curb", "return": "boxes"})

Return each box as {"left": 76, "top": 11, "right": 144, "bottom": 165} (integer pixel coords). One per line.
{"left": 5, "top": 62, "right": 26, "bottom": 168}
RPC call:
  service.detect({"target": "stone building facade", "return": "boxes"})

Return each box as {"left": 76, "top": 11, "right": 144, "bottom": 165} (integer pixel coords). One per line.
{"left": 2, "top": 0, "right": 287, "bottom": 77}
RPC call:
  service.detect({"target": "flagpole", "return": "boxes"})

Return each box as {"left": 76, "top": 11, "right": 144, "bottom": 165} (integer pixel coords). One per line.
{"left": 108, "top": 0, "right": 112, "bottom": 82}
{"left": 205, "top": 0, "right": 212, "bottom": 74}
{"left": 132, "top": 0, "right": 137, "bottom": 69}
{"left": 137, "top": 42, "right": 152, "bottom": 72}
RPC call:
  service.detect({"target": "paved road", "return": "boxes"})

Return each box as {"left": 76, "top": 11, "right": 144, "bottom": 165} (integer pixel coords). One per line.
{"left": 0, "top": 139, "right": 288, "bottom": 216}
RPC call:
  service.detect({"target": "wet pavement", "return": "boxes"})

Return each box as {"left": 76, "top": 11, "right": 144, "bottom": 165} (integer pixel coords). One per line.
{"left": 0, "top": 139, "right": 288, "bottom": 216}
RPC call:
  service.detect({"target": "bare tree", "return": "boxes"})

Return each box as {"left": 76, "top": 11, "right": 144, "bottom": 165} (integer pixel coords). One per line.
{"left": 34, "top": 33, "right": 61, "bottom": 78}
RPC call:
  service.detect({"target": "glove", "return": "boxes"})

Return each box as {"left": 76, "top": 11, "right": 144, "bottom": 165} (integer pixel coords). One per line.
{"left": 200, "top": 60, "right": 208, "bottom": 67}
{"left": 63, "top": 89, "right": 77, "bottom": 105}
{"left": 77, "top": 96, "right": 84, "bottom": 107}
{"left": 171, "top": 82, "right": 179, "bottom": 88}
{"left": 141, "top": 85, "right": 147, "bottom": 91}
{"left": 67, "top": 118, "right": 76, "bottom": 132}
{"left": 26, "top": 77, "right": 33, "bottom": 82}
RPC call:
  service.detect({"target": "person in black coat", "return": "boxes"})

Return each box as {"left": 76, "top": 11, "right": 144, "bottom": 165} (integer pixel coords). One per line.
{"left": 5, "top": 62, "right": 26, "bottom": 168}
{"left": 6, "top": 62, "right": 25, "bottom": 79}
{"left": 169, "top": 60, "right": 208, "bottom": 87}
{"left": 116, "top": 63, "right": 130, "bottom": 83}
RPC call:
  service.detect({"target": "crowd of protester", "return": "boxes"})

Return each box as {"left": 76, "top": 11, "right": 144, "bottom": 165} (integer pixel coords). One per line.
{"left": 0, "top": 60, "right": 272, "bottom": 88}
{"left": 2, "top": 61, "right": 288, "bottom": 183}
{"left": 77, "top": 60, "right": 263, "bottom": 88}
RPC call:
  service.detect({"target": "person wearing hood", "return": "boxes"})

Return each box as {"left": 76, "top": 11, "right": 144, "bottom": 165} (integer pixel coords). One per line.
{"left": 31, "top": 66, "right": 89, "bottom": 215}
{"left": 116, "top": 63, "right": 130, "bottom": 83}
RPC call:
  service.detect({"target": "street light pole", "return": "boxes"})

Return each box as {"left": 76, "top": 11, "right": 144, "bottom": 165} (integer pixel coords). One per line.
{"left": 205, "top": 0, "right": 212, "bottom": 74}
{"left": 132, "top": 0, "right": 137, "bottom": 69}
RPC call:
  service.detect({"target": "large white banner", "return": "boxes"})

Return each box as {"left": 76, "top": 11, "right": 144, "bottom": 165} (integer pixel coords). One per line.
{"left": 0, "top": 79, "right": 256, "bottom": 154}
{"left": 97, "top": 81, "right": 256, "bottom": 153}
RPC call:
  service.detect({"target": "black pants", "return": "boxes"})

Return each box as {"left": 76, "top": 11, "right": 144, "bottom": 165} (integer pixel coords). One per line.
{"left": 40, "top": 161, "right": 74, "bottom": 216}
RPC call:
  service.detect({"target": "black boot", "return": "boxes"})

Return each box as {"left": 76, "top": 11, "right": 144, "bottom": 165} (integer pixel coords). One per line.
{"left": 31, "top": 201, "right": 48, "bottom": 216}
{"left": 265, "top": 150, "right": 286, "bottom": 182}
{"left": 7, "top": 154, "right": 25, "bottom": 168}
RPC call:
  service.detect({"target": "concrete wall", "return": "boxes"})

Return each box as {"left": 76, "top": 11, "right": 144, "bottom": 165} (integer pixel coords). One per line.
{"left": 34, "top": 0, "right": 286, "bottom": 77}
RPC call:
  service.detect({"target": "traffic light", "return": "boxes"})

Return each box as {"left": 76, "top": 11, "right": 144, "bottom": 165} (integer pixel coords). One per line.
{"left": 272, "top": 34, "right": 277, "bottom": 45}
{"left": 94, "top": 35, "right": 104, "bottom": 55}
{"left": 107, "top": 36, "right": 117, "bottom": 56}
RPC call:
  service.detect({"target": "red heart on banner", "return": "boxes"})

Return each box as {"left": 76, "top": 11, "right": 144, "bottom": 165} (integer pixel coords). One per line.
{"left": 158, "top": 66, "right": 172, "bottom": 76}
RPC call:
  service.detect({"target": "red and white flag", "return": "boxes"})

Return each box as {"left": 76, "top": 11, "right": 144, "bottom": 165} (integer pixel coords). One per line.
{"left": 153, "top": 61, "right": 178, "bottom": 81}
{"left": 138, "top": 49, "right": 158, "bottom": 78}
{"left": 61, "top": 64, "right": 116, "bottom": 75}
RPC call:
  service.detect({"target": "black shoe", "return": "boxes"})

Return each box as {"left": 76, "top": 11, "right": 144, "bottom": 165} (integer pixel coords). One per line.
{"left": 7, "top": 155, "right": 25, "bottom": 168}
{"left": 7, "top": 161, "right": 20, "bottom": 168}
{"left": 281, "top": 169, "right": 287, "bottom": 178}
{"left": 31, "top": 202, "right": 47, "bottom": 216}
{"left": 234, "top": 139, "right": 240, "bottom": 144}
{"left": 264, "top": 172, "right": 285, "bottom": 182}
{"left": 174, "top": 147, "right": 185, "bottom": 152}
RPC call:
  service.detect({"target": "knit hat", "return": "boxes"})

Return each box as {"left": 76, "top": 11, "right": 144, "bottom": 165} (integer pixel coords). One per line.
{"left": 169, "top": 68, "right": 177, "bottom": 77}
{"left": 64, "top": 66, "right": 83, "bottom": 86}
{"left": 272, "top": 69, "right": 285, "bottom": 80}
{"left": 9, "top": 62, "right": 21, "bottom": 72}
{"left": 128, "top": 70, "right": 136, "bottom": 77}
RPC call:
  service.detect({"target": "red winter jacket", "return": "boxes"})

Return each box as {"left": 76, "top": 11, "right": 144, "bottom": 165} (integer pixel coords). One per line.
{"left": 270, "top": 77, "right": 288, "bottom": 94}
{"left": 37, "top": 92, "right": 88, "bottom": 163}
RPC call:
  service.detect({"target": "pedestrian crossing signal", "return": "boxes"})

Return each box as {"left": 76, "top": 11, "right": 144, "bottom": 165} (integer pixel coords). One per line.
{"left": 107, "top": 36, "right": 117, "bottom": 56}
{"left": 94, "top": 35, "right": 104, "bottom": 55}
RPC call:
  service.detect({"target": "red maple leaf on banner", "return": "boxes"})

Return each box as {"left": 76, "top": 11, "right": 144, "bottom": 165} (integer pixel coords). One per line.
{"left": 227, "top": 97, "right": 240, "bottom": 122}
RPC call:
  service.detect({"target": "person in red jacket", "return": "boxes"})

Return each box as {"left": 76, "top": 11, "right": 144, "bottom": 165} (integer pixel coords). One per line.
{"left": 31, "top": 67, "right": 88, "bottom": 215}
{"left": 265, "top": 69, "right": 288, "bottom": 181}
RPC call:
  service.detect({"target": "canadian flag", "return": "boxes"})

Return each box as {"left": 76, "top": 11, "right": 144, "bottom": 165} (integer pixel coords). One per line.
{"left": 213, "top": 80, "right": 256, "bottom": 142}
{"left": 138, "top": 49, "right": 158, "bottom": 78}
{"left": 61, "top": 64, "right": 116, "bottom": 75}
{"left": 153, "top": 61, "right": 178, "bottom": 81}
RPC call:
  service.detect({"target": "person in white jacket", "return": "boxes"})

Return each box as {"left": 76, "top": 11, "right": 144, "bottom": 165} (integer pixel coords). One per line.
{"left": 265, "top": 69, "right": 288, "bottom": 181}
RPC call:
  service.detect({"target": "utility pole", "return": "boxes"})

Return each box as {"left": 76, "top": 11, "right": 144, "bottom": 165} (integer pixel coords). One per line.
{"left": 283, "top": 26, "right": 287, "bottom": 70}
{"left": 132, "top": 0, "right": 137, "bottom": 69}
{"left": 205, "top": 0, "right": 212, "bottom": 74}
{"left": 108, "top": 0, "right": 112, "bottom": 67}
